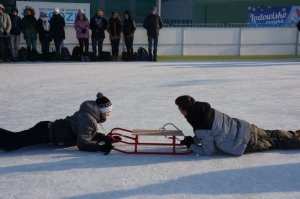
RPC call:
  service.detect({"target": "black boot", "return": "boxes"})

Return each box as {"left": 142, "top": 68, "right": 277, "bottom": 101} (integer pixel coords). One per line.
{"left": 153, "top": 50, "right": 157, "bottom": 62}
{"left": 26, "top": 47, "right": 31, "bottom": 61}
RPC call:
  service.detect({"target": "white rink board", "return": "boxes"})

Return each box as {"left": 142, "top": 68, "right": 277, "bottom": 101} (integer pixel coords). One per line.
{"left": 240, "top": 45, "right": 296, "bottom": 55}
{"left": 19, "top": 27, "right": 300, "bottom": 56}
{"left": 184, "top": 45, "right": 239, "bottom": 56}
{"left": 184, "top": 28, "right": 240, "bottom": 45}
{"left": 241, "top": 28, "right": 298, "bottom": 44}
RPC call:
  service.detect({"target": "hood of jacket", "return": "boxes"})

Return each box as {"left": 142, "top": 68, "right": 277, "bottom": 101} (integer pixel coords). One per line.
{"left": 79, "top": 101, "right": 101, "bottom": 123}
{"left": 0, "top": 4, "right": 5, "bottom": 12}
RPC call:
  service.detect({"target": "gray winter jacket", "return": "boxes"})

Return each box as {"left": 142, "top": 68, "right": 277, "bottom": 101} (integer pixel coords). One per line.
{"left": 0, "top": 11, "right": 12, "bottom": 37}
{"left": 65, "top": 100, "right": 104, "bottom": 151}
{"left": 190, "top": 109, "right": 251, "bottom": 156}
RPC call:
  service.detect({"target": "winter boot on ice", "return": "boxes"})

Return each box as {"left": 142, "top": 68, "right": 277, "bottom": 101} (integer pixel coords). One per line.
{"left": 153, "top": 50, "right": 157, "bottom": 62}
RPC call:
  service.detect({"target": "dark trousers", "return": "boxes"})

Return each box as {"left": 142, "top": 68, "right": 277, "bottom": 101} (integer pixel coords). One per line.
{"left": 54, "top": 39, "right": 63, "bottom": 57}
{"left": 0, "top": 36, "right": 11, "bottom": 60}
{"left": 78, "top": 38, "right": 89, "bottom": 56}
{"left": 110, "top": 39, "right": 120, "bottom": 57}
{"left": 0, "top": 121, "right": 51, "bottom": 151}
{"left": 124, "top": 36, "right": 134, "bottom": 55}
{"left": 148, "top": 36, "right": 158, "bottom": 57}
{"left": 25, "top": 38, "right": 36, "bottom": 51}
{"left": 40, "top": 39, "right": 50, "bottom": 60}
{"left": 92, "top": 36, "right": 104, "bottom": 57}
{"left": 245, "top": 125, "right": 300, "bottom": 153}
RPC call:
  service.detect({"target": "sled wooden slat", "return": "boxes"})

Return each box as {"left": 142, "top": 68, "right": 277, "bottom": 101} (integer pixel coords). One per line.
{"left": 132, "top": 129, "right": 184, "bottom": 136}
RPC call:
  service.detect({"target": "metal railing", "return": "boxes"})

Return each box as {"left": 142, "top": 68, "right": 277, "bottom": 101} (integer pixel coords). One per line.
{"left": 137, "top": 22, "right": 296, "bottom": 28}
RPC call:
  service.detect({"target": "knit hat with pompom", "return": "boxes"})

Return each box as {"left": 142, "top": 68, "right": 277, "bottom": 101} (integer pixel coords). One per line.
{"left": 96, "top": 92, "right": 112, "bottom": 113}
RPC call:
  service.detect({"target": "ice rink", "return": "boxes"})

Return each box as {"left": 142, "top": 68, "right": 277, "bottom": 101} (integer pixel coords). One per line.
{"left": 0, "top": 60, "right": 300, "bottom": 199}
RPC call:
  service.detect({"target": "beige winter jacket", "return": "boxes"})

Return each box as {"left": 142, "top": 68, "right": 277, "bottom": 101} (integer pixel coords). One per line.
{"left": 0, "top": 5, "right": 11, "bottom": 37}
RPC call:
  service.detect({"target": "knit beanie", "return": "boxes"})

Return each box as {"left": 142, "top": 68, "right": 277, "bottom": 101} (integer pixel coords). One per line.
{"left": 96, "top": 92, "right": 112, "bottom": 113}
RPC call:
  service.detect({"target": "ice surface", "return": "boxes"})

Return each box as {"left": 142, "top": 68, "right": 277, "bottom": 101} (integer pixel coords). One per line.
{"left": 0, "top": 60, "right": 300, "bottom": 199}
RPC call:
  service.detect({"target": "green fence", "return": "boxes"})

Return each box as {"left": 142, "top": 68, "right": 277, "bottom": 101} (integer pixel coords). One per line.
{"left": 2, "top": 0, "right": 300, "bottom": 25}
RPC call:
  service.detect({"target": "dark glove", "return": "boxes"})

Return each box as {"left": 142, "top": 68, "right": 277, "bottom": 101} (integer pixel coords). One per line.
{"left": 98, "top": 137, "right": 113, "bottom": 155}
{"left": 180, "top": 136, "right": 194, "bottom": 148}
{"left": 3, "top": 31, "right": 7, "bottom": 36}
{"left": 81, "top": 28, "right": 87, "bottom": 34}
{"left": 93, "top": 133, "right": 106, "bottom": 142}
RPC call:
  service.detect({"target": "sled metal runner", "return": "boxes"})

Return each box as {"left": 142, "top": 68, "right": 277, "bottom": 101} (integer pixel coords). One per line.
{"left": 108, "top": 123, "right": 191, "bottom": 155}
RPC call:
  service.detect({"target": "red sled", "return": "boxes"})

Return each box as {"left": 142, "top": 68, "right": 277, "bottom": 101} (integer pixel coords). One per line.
{"left": 108, "top": 123, "right": 191, "bottom": 155}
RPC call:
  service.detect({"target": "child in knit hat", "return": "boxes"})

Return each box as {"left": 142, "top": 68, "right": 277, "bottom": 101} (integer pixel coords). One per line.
{"left": 0, "top": 92, "right": 117, "bottom": 154}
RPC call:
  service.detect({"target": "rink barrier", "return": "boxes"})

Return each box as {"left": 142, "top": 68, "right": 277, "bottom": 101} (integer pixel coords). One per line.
{"left": 19, "top": 27, "right": 300, "bottom": 56}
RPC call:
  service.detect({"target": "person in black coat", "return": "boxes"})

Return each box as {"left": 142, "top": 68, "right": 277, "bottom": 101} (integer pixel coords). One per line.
{"left": 50, "top": 8, "right": 65, "bottom": 61}
{"left": 0, "top": 92, "right": 118, "bottom": 154}
{"left": 107, "top": 11, "right": 122, "bottom": 61}
{"left": 37, "top": 12, "right": 51, "bottom": 61}
{"left": 90, "top": 9, "right": 107, "bottom": 61}
{"left": 9, "top": 8, "right": 22, "bottom": 61}
{"left": 21, "top": 6, "right": 38, "bottom": 60}
{"left": 123, "top": 10, "right": 136, "bottom": 61}
{"left": 143, "top": 7, "right": 163, "bottom": 61}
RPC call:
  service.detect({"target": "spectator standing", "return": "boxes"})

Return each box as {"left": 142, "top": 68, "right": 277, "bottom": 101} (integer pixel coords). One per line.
{"left": 74, "top": 9, "right": 90, "bottom": 62}
{"left": 22, "top": 6, "right": 38, "bottom": 60}
{"left": 0, "top": 4, "right": 12, "bottom": 62}
{"left": 143, "top": 7, "right": 163, "bottom": 61}
{"left": 107, "top": 11, "right": 122, "bottom": 61}
{"left": 122, "top": 10, "right": 136, "bottom": 61}
{"left": 90, "top": 9, "right": 107, "bottom": 61}
{"left": 37, "top": 12, "right": 51, "bottom": 61}
{"left": 50, "top": 8, "right": 65, "bottom": 61}
{"left": 9, "top": 8, "right": 21, "bottom": 62}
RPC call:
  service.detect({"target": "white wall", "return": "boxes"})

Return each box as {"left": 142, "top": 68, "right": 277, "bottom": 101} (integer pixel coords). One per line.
{"left": 240, "top": 28, "right": 298, "bottom": 55}
{"left": 20, "top": 27, "right": 300, "bottom": 56}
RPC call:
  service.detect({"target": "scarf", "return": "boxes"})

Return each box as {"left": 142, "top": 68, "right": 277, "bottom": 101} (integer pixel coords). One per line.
{"left": 40, "top": 16, "right": 50, "bottom": 31}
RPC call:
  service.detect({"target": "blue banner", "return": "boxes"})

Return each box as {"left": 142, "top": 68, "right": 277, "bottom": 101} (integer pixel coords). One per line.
{"left": 247, "top": 6, "right": 298, "bottom": 27}
{"left": 248, "top": 6, "right": 291, "bottom": 27}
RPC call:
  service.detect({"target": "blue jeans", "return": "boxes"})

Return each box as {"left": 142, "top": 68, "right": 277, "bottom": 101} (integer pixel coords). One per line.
{"left": 148, "top": 36, "right": 158, "bottom": 56}
{"left": 25, "top": 38, "right": 36, "bottom": 51}
{"left": 92, "top": 37, "right": 104, "bottom": 56}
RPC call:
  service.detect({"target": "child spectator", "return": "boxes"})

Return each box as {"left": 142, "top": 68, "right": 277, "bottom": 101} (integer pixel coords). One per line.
{"left": 90, "top": 9, "right": 107, "bottom": 61}
{"left": 22, "top": 6, "right": 38, "bottom": 61}
{"left": 123, "top": 10, "right": 136, "bottom": 61}
{"left": 37, "top": 12, "right": 51, "bottom": 61}
{"left": 50, "top": 8, "right": 65, "bottom": 61}
{"left": 107, "top": 11, "right": 122, "bottom": 61}
{"left": 0, "top": 4, "right": 12, "bottom": 62}
{"left": 74, "top": 9, "right": 90, "bottom": 62}
{"left": 9, "top": 8, "right": 21, "bottom": 62}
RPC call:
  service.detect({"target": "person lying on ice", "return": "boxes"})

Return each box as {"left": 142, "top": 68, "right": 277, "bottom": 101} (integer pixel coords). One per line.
{"left": 176, "top": 95, "right": 300, "bottom": 156}
{"left": 0, "top": 92, "right": 119, "bottom": 154}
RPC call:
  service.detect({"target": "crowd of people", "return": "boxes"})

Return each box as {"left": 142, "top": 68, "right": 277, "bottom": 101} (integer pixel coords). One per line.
{"left": 0, "top": 4, "right": 163, "bottom": 62}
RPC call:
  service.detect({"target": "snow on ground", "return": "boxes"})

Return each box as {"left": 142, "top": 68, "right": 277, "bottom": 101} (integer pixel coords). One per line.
{"left": 0, "top": 60, "right": 300, "bottom": 199}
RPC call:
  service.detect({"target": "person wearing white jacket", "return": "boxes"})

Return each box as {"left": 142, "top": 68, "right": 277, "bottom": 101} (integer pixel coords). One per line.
{"left": 0, "top": 4, "right": 11, "bottom": 62}
{"left": 176, "top": 95, "right": 300, "bottom": 156}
